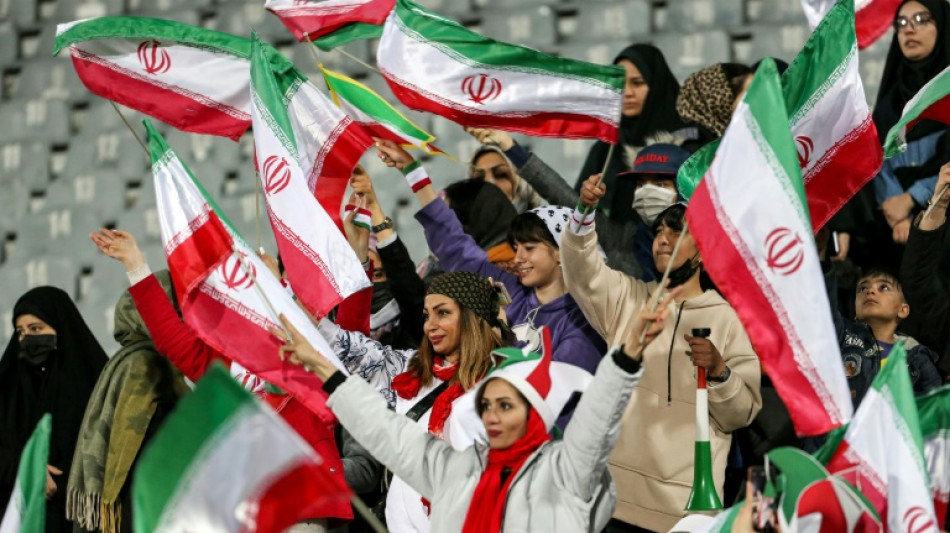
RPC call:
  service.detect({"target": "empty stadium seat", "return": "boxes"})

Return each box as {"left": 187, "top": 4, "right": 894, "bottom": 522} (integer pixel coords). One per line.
{"left": 653, "top": 30, "right": 731, "bottom": 81}
{"left": 416, "top": 0, "right": 473, "bottom": 17}
{"left": 0, "top": 22, "right": 18, "bottom": 70}
{"left": 664, "top": 0, "right": 744, "bottom": 32}
{"left": 0, "top": 0, "right": 38, "bottom": 28}
{"left": 211, "top": 0, "right": 294, "bottom": 42}
{"left": 62, "top": 130, "right": 150, "bottom": 176}
{"left": 746, "top": 23, "right": 810, "bottom": 65}
{"left": 572, "top": 0, "right": 651, "bottom": 42}
{"left": 559, "top": 40, "right": 623, "bottom": 66}
{"left": 751, "top": 0, "right": 809, "bottom": 24}
{"left": 12, "top": 59, "right": 89, "bottom": 104}
{"left": 44, "top": 171, "right": 127, "bottom": 215}
{"left": 480, "top": 5, "right": 558, "bottom": 49}
{"left": 0, "top": 141, "right": 52, "bottom": 189}
{"left": 126, "top": 0, "right": 212, "bottom": 14}
{"left": 54, "top": 0, "right": 124, "bottom": 23}
{"left": 0, "top": 99, "right": 71, "bottom": 145}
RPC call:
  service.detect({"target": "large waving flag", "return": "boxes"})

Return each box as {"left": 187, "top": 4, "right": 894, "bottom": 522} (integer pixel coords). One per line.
{"left": 250, "top": 36, "right": 369, "bottom": 318}
{"left": 322, "top": 66, "right": 444, "bottom": 155}
{"left": 883, "top": 65, "right": 950, "bottom": 157}
{"left": 686, "top": 59, "right": 852, "bottom": 437}
{"left": 146, "top": 119, "right": 346, "bottom": 423}
{"left": 917, "top": 385, "right": 950, "bottom": 529}
{"left": 314, "top": 22, "right": 383, "bottom": 51}
{"left": 680, "top": 0, "right": 881, "bottom": 231}
{"left": 802, "top": 0, "right": 902, "bottom": 49}
{"left": 53, "top": 17, "right": 295, "bottom": 141}
{"left": 265, "top": 0, "right": 394, "bottom": 41}
{"left": 133, "top": 366, "right": 351, "bottom": 533}
{"left": 376, "top": 0, "right": 624, "bottom": 142}
{"left": 0, "top": 414, "right": 50, "bottom": 533}
{"left": 823, "top": 344, "right": 939, "bottom": 532}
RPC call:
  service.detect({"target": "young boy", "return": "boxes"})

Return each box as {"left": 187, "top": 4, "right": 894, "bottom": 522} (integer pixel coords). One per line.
{"left": 831, "top": 268, "right": 942, "bottom": 407}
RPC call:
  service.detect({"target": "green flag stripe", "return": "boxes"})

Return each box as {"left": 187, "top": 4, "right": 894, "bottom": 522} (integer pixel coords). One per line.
{"left": 17, "top": 413, "right": 51, "bottom": 533}
{"left": 133, "top": 365, "right": 255, "bottom": 533}
{"left": 781, "top": 0, "right": 855, "bottom": 121}
{"left": 743, "top": 59, "right": 810, "bottom": 223}
{"left": 251, "top": 35, "right": 300, "bottom": 160}
{"left": 314, "top": 23, "right": 383, "bottom": 51}
{"left": 323, "top": 68, "right": 433, "bottom": 141}
{"left": 872, "top": 343, "right": 928, "bottom": 474}
{"left": 883, "top": 71, "right": 950, "bottom": 157}
{"left": 393, "top": 0, "right": 623, "bottom": 90}
{"left": 144, "top": 120, "right": 243, "bottom": 239}
{"left": 916, "top": 384, "right": 950, "bottom": 436}
{"left": 52, "top": 16, "right": 296, "bottom": 75}
{"left": 677, "top": 139, "right": 719, "bottom": 201}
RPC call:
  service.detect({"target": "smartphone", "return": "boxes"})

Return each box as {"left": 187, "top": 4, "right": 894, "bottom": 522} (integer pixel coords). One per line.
{"left": 492, "top": 281, "right": 511, "bottom": 306}
{"left": 749, "top": 465, "right": 777, "bottom": 533}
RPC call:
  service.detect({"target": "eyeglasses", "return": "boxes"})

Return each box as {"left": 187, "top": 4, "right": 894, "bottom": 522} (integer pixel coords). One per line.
{"left": 893, "top": 11, "right": 934, "bottom": 31}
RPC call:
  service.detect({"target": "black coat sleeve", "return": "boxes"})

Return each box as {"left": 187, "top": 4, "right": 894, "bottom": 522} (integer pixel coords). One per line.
{"left": 901, "top": 220, "right": 950, "bottom": 374}
{"left": 376, "top": 235, "right": 426, "bottom": 347}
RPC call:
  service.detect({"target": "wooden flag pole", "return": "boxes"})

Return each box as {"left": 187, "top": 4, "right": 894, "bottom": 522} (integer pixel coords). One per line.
{"left": 110, "top": 101, "right": 149, "bottom": 156}
{"left": 254, "top": 171, "right": 263, "bottom": 252}
{"left": 638, "top": 222, "right": 691, "bottom": 345}
{"left": 569, "top": 143, "right": 615, "bottom": 233}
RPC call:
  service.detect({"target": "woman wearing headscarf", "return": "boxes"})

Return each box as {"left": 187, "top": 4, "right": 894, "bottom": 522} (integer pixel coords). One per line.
{"left": 274, "top": 289, "right": 675, "bottom": 533}
{"left": 840, "top": 0, "right": 950, "bottom": 271}
{"left": 676, "top": 62, "right": 755, "bottom": 146}
{"left": 468, "top": 145, "right": 543, "bottom": 213}
{"left": 574, "top": 44, "right": 695, "bottom": 212}
{"left": 66, "top": 271, "right": 189, "bottom": 533}
{"left": 373, "top": 139, "right": 607, "bottom": 408}
{"left": 314, "top": 269, "right": 507, "bottom": 533}
{"left": 0, "top": 287, "right": 108, "bottom": 532}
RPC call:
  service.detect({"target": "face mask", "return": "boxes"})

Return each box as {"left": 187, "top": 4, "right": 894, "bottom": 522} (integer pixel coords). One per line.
{"left": 18, "top": 334, "right": 56, "bottom": 365}
{"left": 371, "top": 281, "right": 395, "bottom": 315}
{"left": 665, "top": 252, "right": 701, "bottom": 288}
{"left": 633, "top": 185, "right": 678, "bottom": 225}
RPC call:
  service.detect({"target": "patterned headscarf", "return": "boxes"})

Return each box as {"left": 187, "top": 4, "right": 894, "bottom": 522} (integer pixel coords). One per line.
{"left": 427, "top": 271, "right": 501, "bottom": 328}
{"left": 676, "top": 63, "right": 751, "bottom": 138}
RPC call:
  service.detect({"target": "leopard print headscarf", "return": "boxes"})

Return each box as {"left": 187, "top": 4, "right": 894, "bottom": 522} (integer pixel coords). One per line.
{"left": 676, "top": 63, "right": 738, "bottom": 138}
{"left": 427, "top": 271, "right": 500, "bottom": 328}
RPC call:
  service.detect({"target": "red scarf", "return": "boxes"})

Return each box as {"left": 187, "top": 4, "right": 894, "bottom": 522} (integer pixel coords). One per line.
{"left": 390, "top": 357, "right": 465, "bottom": 438}
{"left": 461, "top": 410, "right": 551, "bottom": 533}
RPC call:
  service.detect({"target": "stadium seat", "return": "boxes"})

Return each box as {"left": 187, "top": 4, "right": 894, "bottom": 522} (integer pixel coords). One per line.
{"left": 573, "top": 0, "right": 651, "bottom": 41}
{"left": 559, "top": 40, "right": 623, "bottom": 66}
{"left": 62, "top": 130, "right": 150, "bottom": 176}
{"left": 0, "top": 22, "right": 18, "bottom": 70}
{"left": 2, "top": 256, "right": 80, "bottom": 296}
{"left": 0, "top": 142, "right": 51, "bottom": 189}
{"left": 664, "top": 0, "right": 744, "bottom": 33}
{"left": 12, "top": 59, "right": 89, "bottom": 104}
{"left": 44, "top": 171, "right": 127, "bottom": 216}
{"left": 746, "top": 23, "right": 810, "bottom": 65}
{"left": 480, "top": 5, "right": 558, "bottom": 49}
{"left": 0, "top": 99, "right": 71, "bottom": 145}
{"left": 751, "top": 0, "right": 809, "bottom": 24}
{"left": 0, "top": 0, "right": 38, "bottom": 28}
{"left": 417, "top": 0, "right": 473, "bottom": 17}
{"left": 211, "top": 0, "right": 294, "bottom": 43}
{"left": 653, "top": 30, "right": 731, "bottom": 81}
{"left": 126, "top": 0, "right": 212, "bottom": 14}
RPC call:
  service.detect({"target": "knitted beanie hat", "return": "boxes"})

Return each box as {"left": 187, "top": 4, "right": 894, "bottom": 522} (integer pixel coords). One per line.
{"left": 427, "top": 271, "right": 500, "bottom": 327}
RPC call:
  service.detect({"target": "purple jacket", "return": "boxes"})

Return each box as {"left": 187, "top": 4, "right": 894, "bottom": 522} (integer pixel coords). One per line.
{"left": 416, "top": 198, "right": 607, "bottom": 376}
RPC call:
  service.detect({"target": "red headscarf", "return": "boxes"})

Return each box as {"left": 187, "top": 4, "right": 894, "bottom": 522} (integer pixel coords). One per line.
{"left": 461, "top": 409, "right": 551, "bottom": 533}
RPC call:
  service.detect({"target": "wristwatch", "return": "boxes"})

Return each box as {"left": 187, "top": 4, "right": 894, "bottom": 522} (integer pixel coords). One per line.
{"left": 707, "top": 366, "right": 731, "bottom": 383}
{"left": 372, "top": 216, "right": 394, "bottom": 233}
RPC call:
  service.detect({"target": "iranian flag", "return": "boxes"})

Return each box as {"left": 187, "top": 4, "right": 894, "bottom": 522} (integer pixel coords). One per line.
{"left": 322, "top": 66, "right": 445, "bottom": 155}
{"left": 824, "top": 344, "right": 939, "bottom": 532}
{"left": 133, "top": 365, "right": 351, "bottom": 533}
{"left": 917, "top": 384, "right": 950, "bottom": 529}
{"left": 883, "top": 65, "right": 950, "bottom": 157}
{"left": 53, "top": 17, "right": 295, "bottom": 141}
{"left": 376, "top": 0, "right": 624, "bottom": 142}
{"left": 680, "top": 0, "right": 882, "bottom": 231}
{"left": 686, "top": 59, "right": 853, "bottom": 436}
{"left": 802, "top": 0, "right": 902, "bottom": 49}
{"left": 265, "top": 0, "right": 394, "bottom": 41}
{"left": 313, "top": 22, "right": 383, "bottom": 51}
{"left": 146, "top": 119, "right": 347, "bottom": 424}
{"left": 0, "top": 414, "right": 50, "bottom": 533}
{"left": 250, "top": 36, "right": 369, "bottom": 318}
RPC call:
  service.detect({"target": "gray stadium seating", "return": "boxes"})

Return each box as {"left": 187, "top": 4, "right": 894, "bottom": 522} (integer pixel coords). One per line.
{"left": 664, "top": 0, "right": 745, "bottom": 32}
{"left": 480, "top": 5, "right": 558, "bottom": 49}
{"left": 572, "top": 0, "right": 651, "bottom": 41}
{"left": 12, "top": 58, "right": 88, "bottom": 104}
{"left": 0, "top": 21, "right": 18, "bottom": 69}
{"left": 653, "top": 30, "right": 732, "bottom": 81}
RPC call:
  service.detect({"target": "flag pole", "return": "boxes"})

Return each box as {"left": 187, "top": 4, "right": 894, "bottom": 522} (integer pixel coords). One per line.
{"left": 109, "top": 101, "right": 149, "bottom": 156}
{"left": 924, "top": 184, "right": 949, "bottom": 220}
{"left": 254, "top": 171, "right": 263, "bottom": 251}
{"left": 231, "top": 244, "right": 293, "bottom": 340}
{"left": 302, "top": 32, "right": 330, "bottom": 87}
{"left": 638, "top": 222, "right": 690, "bottom": 345}
{"left": 334, "top": 47, "right": 382, "bottom": 75}
{"left": 569, "top": 142, "right": 616, "bottom": 233}
{"left": 350, "top": 494, "right": 389, "bottom": 533}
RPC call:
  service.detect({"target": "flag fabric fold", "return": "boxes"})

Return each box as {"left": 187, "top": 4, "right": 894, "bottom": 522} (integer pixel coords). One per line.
{"left": 802, "top": 0, "right": 902, "bottom": 50}
{"left": 322, "top": 66, "right": 445, "bottom": 155}
{"left": 685, "top": 59, "right": 853, "bottom": 437}
{"left": 54, "top": 17, "right": 296, "bottom": 140}
{"left": 265, "top": 0, "right": 394, "bottom": 41}
{"left": 0, "top": 414, "right": 51, "bottom": 533}
{"left": 376, "top": 0, "right": 624, "bottom": 142}
{"left": 146, "top": 119, "right": 346, "bottom": 424}
{"left": 313, "top": 22, "right": 384, "bottom": 51}
{"left": 823, "top": 343, "right": 939, "bottom": 532}
{"left": 133, "top": 365, "right": 351, "bottom": 533}
{"left": 883, "top": 65, "right": 950, "bottom": 157}
{"left": 917, "top": 384, "right": 950, "bottom": 530}
{"left": 250, "top": 36, "right": 370, "bottom": 318}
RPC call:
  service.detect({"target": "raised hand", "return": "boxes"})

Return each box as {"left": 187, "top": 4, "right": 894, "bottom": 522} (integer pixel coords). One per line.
{"left": 90, "top": 228, "right": 146, "bottom": 272}
{"left": 579, "top": 174, "right": 606, "bottom": 209}
{"left": 464, "top": 126, "right": 514, "bottom": 150}
{"left": 271, "top": 314, "right": 337, "bottom": 381}
{"left": 622, "top": 286, "right": 680, "bottom": 360}
{"left": 374, "top": 138, "right": 415, "bottom": 170}
{"left": 343, "top": 193, "right": 370, "bottom": 263}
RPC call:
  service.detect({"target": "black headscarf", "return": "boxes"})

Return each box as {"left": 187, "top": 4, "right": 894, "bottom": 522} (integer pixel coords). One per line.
{"left": 0, "top": 287, "right": 108, "bottom": 528}
{"left": 576, "top": 44, "right": 689, "bottom": 219}
{"left": 873, "top": 0, "right": 950, "bottom": 141}
{"left": 445, "top": 179, "right": 518, "bottom": 250}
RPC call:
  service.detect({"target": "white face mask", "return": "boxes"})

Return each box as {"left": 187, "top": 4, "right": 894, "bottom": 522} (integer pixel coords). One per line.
{"left": 633, "top": 184, "right": 678, "bottom": 225}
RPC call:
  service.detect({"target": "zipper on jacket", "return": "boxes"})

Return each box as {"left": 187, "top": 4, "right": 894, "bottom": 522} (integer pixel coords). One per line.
{"left": 667, "top": 302, "right": 685, "bottom": 406}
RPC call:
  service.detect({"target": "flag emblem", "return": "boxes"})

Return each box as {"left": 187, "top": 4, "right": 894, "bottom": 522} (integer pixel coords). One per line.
{"left": 263, "top": 155, "right": 292, "bottom": 195}
{"left": 904, "top": 506, "right": 937, "bottom": 533}
{"left": 461, "top": 73, "right": 502, "bottom": 105}
{"left": 137, "top": 40, "right": 171, "bottom": 75}
{"left": 795, "top": 135, "right": 814, "bottom": 169}
{"left": 220, "top": 253, "right": 256, "bottom": 291}
{"left": 765, "top": 227, "right": 805, "bottom": 276}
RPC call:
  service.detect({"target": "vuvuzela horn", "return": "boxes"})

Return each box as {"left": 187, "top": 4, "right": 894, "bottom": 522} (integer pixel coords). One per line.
{"left": 685, "top": 328, "right": 723, "bottom": 512}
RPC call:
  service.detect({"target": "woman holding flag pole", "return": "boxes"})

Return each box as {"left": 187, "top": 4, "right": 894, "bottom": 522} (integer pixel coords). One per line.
{"left": 560, "top": 190, "right": 762, "bottom": 532}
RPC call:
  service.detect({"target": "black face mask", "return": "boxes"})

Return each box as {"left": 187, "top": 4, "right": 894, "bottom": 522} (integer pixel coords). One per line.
{"left": 18, "top": 334, "right": 56, "bottom": 365}
{"left": 664, "top": 253, "right": 701, "bottom": 289}
{"left": 371, "top": 282, "right": 395, "bottom": 314}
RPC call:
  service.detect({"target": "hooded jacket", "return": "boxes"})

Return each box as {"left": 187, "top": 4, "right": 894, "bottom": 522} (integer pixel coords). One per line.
{"left": 560, "top": 227, "right": 762, "bottom": 532}
{"left": 326, "top": 349, "right": 643, "bottom": 533}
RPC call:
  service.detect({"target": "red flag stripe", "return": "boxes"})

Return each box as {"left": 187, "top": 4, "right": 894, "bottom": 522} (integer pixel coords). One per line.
{"left": 252, "top": 461, "right": 353, "bottom": 533}
{"left": 856, "top": 0, "right": 903, "bottom": 49}
{"left": 305, "top": 119, "right": 374, "bottom": 231}
{"left": 164, "top": 210, "right": 234, "bottom": 306}
{"left": 268, "top": 0, "right": 394, "bottom": 41}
